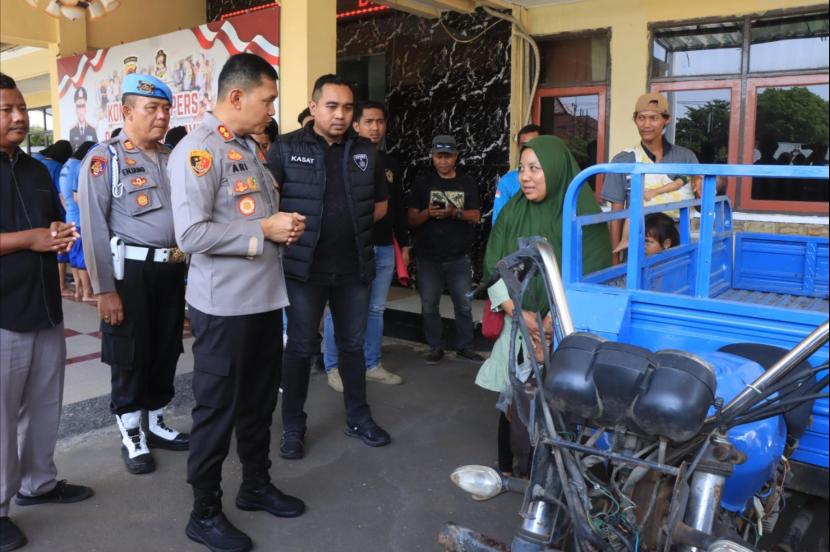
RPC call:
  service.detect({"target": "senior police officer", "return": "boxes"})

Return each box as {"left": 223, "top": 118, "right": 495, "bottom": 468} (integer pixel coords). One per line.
{"left": 79, "top": 73, "right": 189, "bottom": 476}
{"left": 267, "top": 74, "right": 391, "bottom": 460}
{"left": 170, "top": 53, "right": 306, "bottom": 552}
{"left": 68, "top": 86, "right": 98, "bottom": 150}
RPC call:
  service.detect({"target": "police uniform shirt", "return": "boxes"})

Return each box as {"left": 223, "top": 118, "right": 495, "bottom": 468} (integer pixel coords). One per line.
{"left": 69, "top": 124, "right": 98, "bottom": 151}
{"left": 169, "top": 112, "right": 288, "bottom": 317}
{"left": 78, "top": 132, "right": 176, "bottom": 295}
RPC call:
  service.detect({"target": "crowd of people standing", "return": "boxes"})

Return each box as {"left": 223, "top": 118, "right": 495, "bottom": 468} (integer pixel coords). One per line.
{"left": 2, "top": 44, "right": 716, "bottom": 551}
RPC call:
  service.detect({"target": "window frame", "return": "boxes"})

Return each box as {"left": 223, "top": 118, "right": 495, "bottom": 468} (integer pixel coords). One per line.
{"left": 740, "top": 73, "right": 829, "bottom": 213}
{"left": 532, "top": 85, "right": 608, "bottom": 201}
{"left": 648, "top": 8, "right": 829, "bottom": 214}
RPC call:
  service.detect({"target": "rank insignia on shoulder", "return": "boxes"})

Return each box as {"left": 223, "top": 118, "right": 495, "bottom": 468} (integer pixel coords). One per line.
{"left": 217, "top": 125, "right": 233, "bottom": 141}
{"left": 227, "top": 149, "right": 243, "bottom": 161}
{"left": 135, "top": 193, "right": 151, "bottom": 207}
{"left": 126, "top": 158, "right": 137, "bottom": 166}
{"left": 237, "top": 195, "right": 256, "bottom": 216}
{"left": 124, "top": 140, "right": 136, "bottom": 151}
{"left": 90, "top": 156, "right": 107, "bottom": 177}
{"left": 131, "top": 176, "right": 147, "bottom": 187}
{"left": 385, "top": 169, "right": 394, "bottom": 184}
{"left": 189, "top": 150, "right": 213, "bottom": 177}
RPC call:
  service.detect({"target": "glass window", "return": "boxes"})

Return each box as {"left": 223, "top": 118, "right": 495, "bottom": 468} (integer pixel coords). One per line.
{"left": 664, "top": 89, "right": 732, "bottom": 163}
{"left": 751, "top": 84, "right": 829, "bottom": 202}
{"left": 539, "top": 35, "right": 608, "bottom": 85}
{"left": 651, "top": 23, "right": 743, "bottom": 78}
{"left": 539, "top": 94, "right": 600, "bottom": 171}
{"left": 750, "top": 14, "right": 829, "bottom": 73}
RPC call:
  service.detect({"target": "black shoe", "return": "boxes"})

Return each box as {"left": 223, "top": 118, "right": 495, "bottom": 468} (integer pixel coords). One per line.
{"left": 0, "top": 517, "right": 26, "bottom": 552}
{"left": 121, "top": 445, "right": 155, "bottom": 475}
{"left": 236, "top": 482, "right": 305, "bottom": 518}
{"left": 279, "top": 429, "right": 306, "bottom": 460}
{"left": 345, "top": 418, "right": 391, "bottom": 447}
{"left": 456, "top": 348, "right": 485, "bottom": 362}
{"left": 186, "top": 510, "right": 252, "bottom": 552}
{"left": 14, "top": 480, "right": 94, "bottom": 506}
{"left": 147, "top": 430, "right": 190, "bottom": 451}
{"left": 310, "top": 354, "right": 324, "bottom": 373}
{"left": 425, "top": 347, "right": 444, "bottom": 364}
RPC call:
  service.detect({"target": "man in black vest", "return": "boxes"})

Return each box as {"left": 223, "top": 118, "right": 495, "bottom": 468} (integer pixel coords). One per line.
{"left": 267, "top": 75, "right": 391, "bottom": 460}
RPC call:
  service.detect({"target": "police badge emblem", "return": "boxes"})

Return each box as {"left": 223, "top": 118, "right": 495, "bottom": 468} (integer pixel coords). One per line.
{"left": 90, "top": 156, "right": 106, "bottom": 177}
{"left": 189, "top": 150, "right": 213, "bottom": 177}
{"left": 237, "top": 196, "right": 257, "bottom": 216}
{"left": 353, "top": 153, "right": 368, "bottom": 172}
{"left": 233, "top": 179, "right": 248, "bottom": 193}
{"left": 131, "top": 177, "right": 147, "bottom": 187}
{"left": 135, "top": 193, "right": 151, "bottom": 207}
{"left": 137, "top": 80, "right": 156, "bottom": 94}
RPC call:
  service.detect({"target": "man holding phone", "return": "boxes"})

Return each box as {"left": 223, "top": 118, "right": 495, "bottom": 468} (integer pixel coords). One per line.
{"left": 408, "top": 135, "right": 482, "bottom": 364}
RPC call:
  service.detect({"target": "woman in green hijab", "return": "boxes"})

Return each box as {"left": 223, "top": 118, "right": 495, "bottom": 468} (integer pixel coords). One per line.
{"left": 476, "top": 135, "right": 611, "bottom": 475}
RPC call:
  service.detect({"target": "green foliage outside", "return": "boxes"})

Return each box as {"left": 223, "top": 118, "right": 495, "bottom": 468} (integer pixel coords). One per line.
{"left": 756, "top": 87, "right": 829, "bottom": 145}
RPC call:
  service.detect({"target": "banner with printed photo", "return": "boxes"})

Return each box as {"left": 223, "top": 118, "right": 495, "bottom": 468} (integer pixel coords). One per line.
{"left": 56, "top": 6, "right": 279, "bottom": 150}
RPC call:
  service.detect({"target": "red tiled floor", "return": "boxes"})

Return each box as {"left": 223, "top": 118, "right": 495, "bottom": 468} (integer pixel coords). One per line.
{"left": 64, "top": 328, "right": 80, "bottom": 337}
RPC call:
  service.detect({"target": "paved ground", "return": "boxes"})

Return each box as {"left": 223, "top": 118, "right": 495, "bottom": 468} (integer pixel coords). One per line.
{"left": 8, "top": 298, "right": 522, "bottom": 552}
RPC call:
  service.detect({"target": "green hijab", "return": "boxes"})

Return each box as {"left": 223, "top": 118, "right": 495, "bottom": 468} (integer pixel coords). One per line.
{"left": 484, "top": 135, "right": 612, "bottom": 313}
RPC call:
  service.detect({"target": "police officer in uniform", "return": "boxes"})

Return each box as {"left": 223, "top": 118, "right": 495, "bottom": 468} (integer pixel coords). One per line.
{"left": 170, "top": 53, "right": 306, "bottom": 552}
{"left": 78, "top": 74, "right": 188, "bottom": 476}
{"left": 68, "top": 86, "right": 98, "bottom": 151}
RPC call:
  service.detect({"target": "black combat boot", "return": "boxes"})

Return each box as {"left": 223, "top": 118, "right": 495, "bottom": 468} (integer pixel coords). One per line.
{"left": 185, "top": 490, "right": 252, "bottom": 552}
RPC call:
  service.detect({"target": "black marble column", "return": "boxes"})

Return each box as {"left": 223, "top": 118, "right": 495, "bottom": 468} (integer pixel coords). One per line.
{"left": 339, "top": 10, "right": 512, "bottom": 280}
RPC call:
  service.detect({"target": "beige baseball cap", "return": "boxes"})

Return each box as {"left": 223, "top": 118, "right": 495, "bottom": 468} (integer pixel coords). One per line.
{"left": 634, "top": 92, "right": 670, "bottom": 116}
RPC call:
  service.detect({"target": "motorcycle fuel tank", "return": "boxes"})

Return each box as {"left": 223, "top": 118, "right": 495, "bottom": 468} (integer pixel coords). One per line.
{"left": 696, "top": 351, "right": 787, "bottom": 513}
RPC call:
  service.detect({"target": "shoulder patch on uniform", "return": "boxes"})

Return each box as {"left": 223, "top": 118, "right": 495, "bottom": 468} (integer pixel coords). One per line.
{"left": 353, "top": 153, "right": 368, "bottom": 172}
{"left": 227, "top": 149, "right": 243, "bottom": 161}
{"left": 189, "top": 150, "right": 213, "bottom": 177}
{"left": 385, "top": 169, "right": 394, "bottom": 184}
{"left": 217, "top": 125, "right": 233, "bottom": 141}
{"left": 90, "top": 156, "right": 107, "bottom": 177}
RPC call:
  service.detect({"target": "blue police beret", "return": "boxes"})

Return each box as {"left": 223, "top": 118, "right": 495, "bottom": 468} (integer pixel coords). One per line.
{"left": 121, "top": 73, "right": 173, "bottom": 104}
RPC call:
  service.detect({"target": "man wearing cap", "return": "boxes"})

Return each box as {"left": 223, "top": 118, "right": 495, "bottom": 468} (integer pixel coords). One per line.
{"left": 68, "top": 86, "right": 98, "bottom": 150}
{"left": 79, "top": 73, "right": 189, "bottom": 476}
{"left": 602, "top": 92, "right": 698, "bottom": 259}
{"left": 407, "top": 134, "right": 482, "bottom": 364}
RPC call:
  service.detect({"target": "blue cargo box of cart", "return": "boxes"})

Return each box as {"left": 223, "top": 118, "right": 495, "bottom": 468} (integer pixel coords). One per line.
{"left": 560, "top": 163, "right": 829, "bottom": 471}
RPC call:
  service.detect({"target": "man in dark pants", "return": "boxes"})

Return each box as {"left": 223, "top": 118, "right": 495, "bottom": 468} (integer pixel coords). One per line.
{"left": 171, "top": 53, "right": 306, "bottom": 552}
{"left": 1, "top": 72, "right": 92, "bottom": 552}
{"left": 79, "top": 74, "right": 189, "bottom": 476}
{"left": 267, "top": 74, "right": 391, "bottom": 460}
{"left": 408, "top": 135, "right": 483, "bottom": 364}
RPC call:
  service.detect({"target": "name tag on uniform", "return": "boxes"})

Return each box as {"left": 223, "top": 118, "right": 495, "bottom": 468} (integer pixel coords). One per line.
{"left": 290, "top": 155, "right": 315, "bottom": 165}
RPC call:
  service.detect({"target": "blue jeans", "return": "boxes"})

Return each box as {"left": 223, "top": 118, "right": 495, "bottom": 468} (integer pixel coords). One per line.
{"left": 323, "top": 245, "right": 395, "bottom": 372}
{"left": 416, "top": 255, "right": 474, "bottom": 350}
{"left": 282, "top": 277, "right": 371, "bottom": 430}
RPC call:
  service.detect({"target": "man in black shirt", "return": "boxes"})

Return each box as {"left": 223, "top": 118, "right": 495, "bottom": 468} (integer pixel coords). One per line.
{"left": 0, "top": 73, "right": 93, "bottom": 552}
{"left": 321, "top": 100, "right": 408, "bottom": 391}
{"left": 408, "top": 135, "right": 483, "bottom": 364}
{"left": 267, "top": 75, "right": 391, "bottom": 460}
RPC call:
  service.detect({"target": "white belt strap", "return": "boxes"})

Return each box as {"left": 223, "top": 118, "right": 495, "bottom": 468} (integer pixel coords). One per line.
{"left": 124, "top": 245, "right": 181, "bottom": 263}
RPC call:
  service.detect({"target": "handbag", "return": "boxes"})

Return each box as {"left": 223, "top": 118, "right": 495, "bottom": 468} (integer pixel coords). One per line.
{"left": 481, "top": 299, "right": 505, "bottom": 340}
{"left": 392, "top": 237, "right": 410, "bottom": 287}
